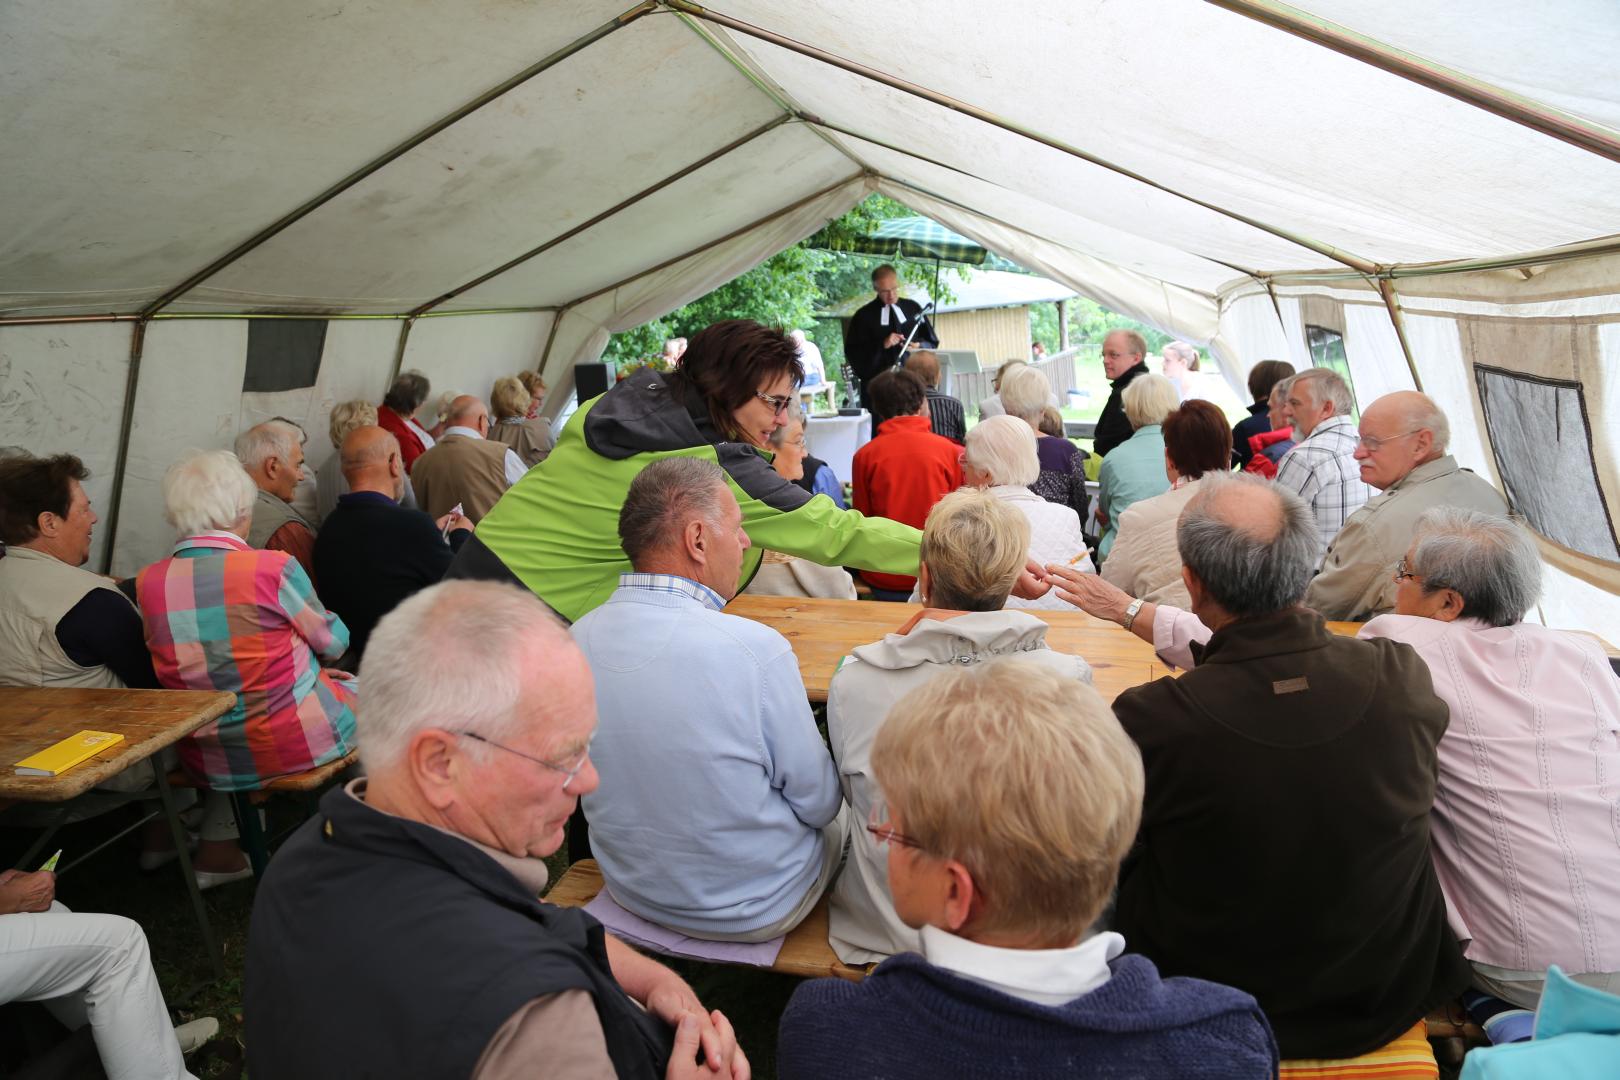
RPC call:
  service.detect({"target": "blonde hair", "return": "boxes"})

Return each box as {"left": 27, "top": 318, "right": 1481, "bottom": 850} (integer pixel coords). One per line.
{"left": 490, "top": 376, "right": 530, "bottom": 421}
{"left": 998, "top": 365, "right": 1054, "bottom": 424}
{"left": 1122, "top": 372, "right": 1180, "bottom": 429}
{"left": 871, "top": 657, "right": 1144, "bottom": 941}
{"left": 962, "top": 415, "right": 1039, "bottom": 487}
{"left": 918, "top": 489, "right": 1028, "bottom": 611}
{"left": 516, "top": 370, "right": 546, "bottom": 399}
{"left": 327, "top": 400, "right": 378, "bottom": 450}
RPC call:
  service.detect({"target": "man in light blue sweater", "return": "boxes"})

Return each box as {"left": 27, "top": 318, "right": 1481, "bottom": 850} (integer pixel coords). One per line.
{"left": 573, "top": 457, "right": 846, "bottom": 942}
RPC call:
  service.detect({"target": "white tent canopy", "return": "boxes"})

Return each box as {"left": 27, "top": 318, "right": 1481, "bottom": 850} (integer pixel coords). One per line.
{"left": 2, "top": 0, "right": 1617, "bottom": 633}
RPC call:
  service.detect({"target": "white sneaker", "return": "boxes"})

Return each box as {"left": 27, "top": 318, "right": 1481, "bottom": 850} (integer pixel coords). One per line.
{"left": 175, "top": 1017, "right": 219, "bottom": 1055}
{"left": 194, "top": 864, "right": 254, "bottom": 890}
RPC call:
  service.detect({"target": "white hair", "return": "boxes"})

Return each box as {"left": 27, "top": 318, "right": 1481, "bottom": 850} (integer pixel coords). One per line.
{"left": 998, "top": 364, "right": 1055, "bottom": 423}
{"left": 357, "top": 580, "right": 579, "bottom": 770}
{"left": 162, "top": 449, "right": 257, "bottom": 536}
{"left": 1122, "top": 373, "right": 1180, "bottom": 429}
{"left": 1291, "top": 368, "right": 1355, "bottom": 417}
{"left": 233, "top": 420, "right": 301, "bottom": 470}
{"left": 963, "top": 415, "right": 1040, "bottom": 487}
{"left": 431, "top": 391, "right": 461, "bottom": 425}
{"left": 1404, "top": 393, "right": 1451, "bottom": 453}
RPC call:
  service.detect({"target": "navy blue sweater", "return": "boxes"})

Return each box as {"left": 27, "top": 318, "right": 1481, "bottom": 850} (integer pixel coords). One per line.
{"left": 778, "top": 951, "right": 1277, "bottom": 1079}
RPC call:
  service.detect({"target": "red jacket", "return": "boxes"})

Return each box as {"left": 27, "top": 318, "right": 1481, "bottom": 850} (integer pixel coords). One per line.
{"left": 377, "top": 405, "right": 428, "bottom": 473}
{"left": 851, "top": 414, "right": 963, "bottom": 592}
{"left": 1245, "top": 426, "right": 1295, "bottom": 480}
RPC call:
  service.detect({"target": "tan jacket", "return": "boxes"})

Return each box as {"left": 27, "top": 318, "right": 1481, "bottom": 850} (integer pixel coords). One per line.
{"left": 489, "top": 417, "right": 554, "bottom": 469}
{"left": 1100, "top": 476, "right": 1210, "bottom": 609}
{"left": 0, "top": 547, "right": 128, "bottom": 689}
{"left": 411, "top": 434, "right": 511, "bottom": 523}
{"left": 1305, "top": 455, "right": 1507, "bottom": 620}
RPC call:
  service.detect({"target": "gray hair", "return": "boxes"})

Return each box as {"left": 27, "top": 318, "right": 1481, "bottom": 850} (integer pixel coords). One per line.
{"left": 383, "top": 370, "right": 431, "bottom": 415}
{"left": 963, "top": 415, "right": 1040, "bottom": 487}
{"left": 1291, "top": 368, "right": 1355, "bottom": 417}
{"left": 1410, "top": 507, "right": 1541, "bottom": 627}
{"left": 768, "top": 400, "right": 805, "bottom": 448}
{"left": 233, "top": 420, "right": 302, "bottom": 471}
{"left": 162, "top": 449, "right": 257, "bottom": 536}
{"left": 1269, "top": 377, "right": 1292, "bottom": 405}
{"left": 618, "top": 457, "right": 729, "bottom": 567}
{"left": 998, "top": 364, "right": 1054, "bottom": 424}
{"left": 357, "top": 580, "right": 577, "bottom": 769}
{"left": 1176, "top": 473, "right": 1318, "bottom": 616}
{"left": 1122, "top": 373, "right": 1180, "bottom": 429}
{"left": 1402, "top": 392, "right": 1451, "bottom": 454}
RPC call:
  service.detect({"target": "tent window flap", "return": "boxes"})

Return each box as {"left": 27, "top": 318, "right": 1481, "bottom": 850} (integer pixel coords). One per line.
{"left": 1474, "top": 364, "right": 1619, "bottom": 562}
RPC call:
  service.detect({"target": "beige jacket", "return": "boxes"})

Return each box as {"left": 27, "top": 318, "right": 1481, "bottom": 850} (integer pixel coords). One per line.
{"left": 411, "top": 434, "right": 511, "bottom": 523}
{"left": 1100, "top": 476, "right": 1210, "bottom": 609}
{"left": 1305, "top": 455, "right": 1506, "bottom": 620}
{"left": 826, "top": 611, "right": 1093, "bottom": 965}
{"left": 0, "top": 547, "right": 128, "bottom": 689}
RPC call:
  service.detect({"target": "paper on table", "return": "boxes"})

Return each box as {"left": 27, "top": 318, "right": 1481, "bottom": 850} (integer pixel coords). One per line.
{"left": 583, "top": 890, "right": 785, "bottom": 967}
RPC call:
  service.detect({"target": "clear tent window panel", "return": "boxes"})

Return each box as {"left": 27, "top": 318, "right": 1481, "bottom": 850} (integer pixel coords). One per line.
{"left": 1474, "top": 365, "right": 1619, "bottom": 562}
{"left": 1306, "top": 324, "right": 1359, "bottom": 420}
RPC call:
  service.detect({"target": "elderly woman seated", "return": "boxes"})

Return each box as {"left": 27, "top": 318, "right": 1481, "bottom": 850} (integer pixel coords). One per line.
{"left": 489, "top": 374, "right": 554, "bottom": 469}
{"left": 998, "top": 364, "right": 1089, "bottom": 523}
{"left": 1054, "top": 507, "right": 1620, "bottom": 1012}
{"left": 1096, "top": 372, "right": 1177, "bottom": 561}
{"left": 783, "top": 658, "right": 1277, "bottom": 1078}
{"left": 1101, "top": 399, "right": 1231, "bottom": 608}
{"left": 826, "top": 489, "right": 1093, "bottom": 964}
{"left": 744, "top": 403, "right": 857, "bottom": 600}
{"left": 137, "top": 450, "right": 358, "bottom": 813}
{"left": 958, "top": 415, "right": 1092, "bottom": 608}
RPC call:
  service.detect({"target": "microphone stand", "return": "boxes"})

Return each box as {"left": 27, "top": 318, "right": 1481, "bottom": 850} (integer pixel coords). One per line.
{"left": 895, "top": 301, "right": 936, "bottom": 367}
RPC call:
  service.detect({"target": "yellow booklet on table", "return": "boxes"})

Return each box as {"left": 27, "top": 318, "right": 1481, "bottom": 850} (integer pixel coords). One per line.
{"left": 14, "top": 730, "right": 125, "bottom": 776}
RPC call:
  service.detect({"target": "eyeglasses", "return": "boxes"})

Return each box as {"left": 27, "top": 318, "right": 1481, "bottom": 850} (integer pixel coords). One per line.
{"left": 1393, "top": 556, "right": 1424, "bottom": 583}
{"left": 454, "top": 731, "right": 593, "bottom": 792}
{"left": 1357, "top": 429, "right": 1421, "bottom": 453}
{"left": 865, "top": 800, "right": 924, "bottom": 851}
{"left": 754, "top": 391, "right": 794, "bottom": 415}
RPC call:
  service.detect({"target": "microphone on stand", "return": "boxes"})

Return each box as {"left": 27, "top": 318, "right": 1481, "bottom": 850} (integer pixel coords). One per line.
{"left": 897, "top": 301, "right": 937, "bottom": 364}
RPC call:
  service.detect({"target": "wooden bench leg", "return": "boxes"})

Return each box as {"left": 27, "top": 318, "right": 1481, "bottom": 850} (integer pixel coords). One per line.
{"left": 232, "top": 792, "right": 270, "bottom": 879}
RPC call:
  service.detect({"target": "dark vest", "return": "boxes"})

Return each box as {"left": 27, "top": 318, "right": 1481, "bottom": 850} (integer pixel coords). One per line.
{"left": 245, "top": 787, "right": 672, "bottom": 1079}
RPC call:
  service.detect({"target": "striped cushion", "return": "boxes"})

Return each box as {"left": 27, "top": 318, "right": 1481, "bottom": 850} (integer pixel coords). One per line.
{"left": 1280, "top": 1020, "right": 1437, "bottom": 1079}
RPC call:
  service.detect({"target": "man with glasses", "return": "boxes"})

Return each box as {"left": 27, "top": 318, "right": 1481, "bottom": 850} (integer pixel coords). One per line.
{"left": 1092, "top": 329, "right": 1152, "bottom": 458}
{"left": 1305, "top": 390, "right": 1505, "bottom": 620}
{"left": 1272, "top": 368, "right": 1371, "bottom": 562}
{"left": 246, "top": 579, "right": 750, "bottom": 1080}
{"left": 571, "top": 458, "right": 846, "bottom": 942}
{"left": 844, "top": 264, "right": 938, "bottom": 409}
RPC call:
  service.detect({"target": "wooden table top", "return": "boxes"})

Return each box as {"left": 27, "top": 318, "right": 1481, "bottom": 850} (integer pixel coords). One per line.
{"left": 0, "top": 688, "right": 235, "bottom": 803}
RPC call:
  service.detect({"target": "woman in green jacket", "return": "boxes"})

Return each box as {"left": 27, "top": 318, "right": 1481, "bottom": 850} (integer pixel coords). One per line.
{"left": 450, "top": 320, "right": 925, "bottom": 623}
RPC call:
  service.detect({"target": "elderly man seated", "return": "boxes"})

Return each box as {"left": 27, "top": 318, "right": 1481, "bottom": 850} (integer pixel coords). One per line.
{"left": 902, "top": 350, "right": 966, "bottom": 444}
{"left": 572, "top": 458, "right": 845, "bottom": 942}
{"left": 1274, "top": 368, "right": 1370, "bottom": 560}
{"left": 1306, "top": 390, "right": 1505, "bottom": 620}
{"left": 1096, "top": 474, "right": 1470, "bottom": 1065}
{"left": 410, "top": 394, "right": 526, "bottom": 523}
{"left": 245, "top": 580, "right": 748, "bottom": 1080}
{"left": 312, "top": 426, "right": 473, "bottom": 662}
{"left": 781, "top": 659, "right": 1277, "bottom": 1079}
{"left": 1360, "top": 508, "right": 1620, "bottom": 1008}
{"left": 828, "top": 489, "right": 1093, "bottom": 964}
{"left": 236, "top": 419, "right": 319, "bottom": 582}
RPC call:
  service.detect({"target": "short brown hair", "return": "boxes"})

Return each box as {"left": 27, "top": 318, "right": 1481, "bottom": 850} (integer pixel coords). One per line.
{"left": 871, "top": 263, "right": 897, "bottom": 285}
{"left": 664, "top": 320, "right": 803, "bottom": 443}
{"left": 872, "top": 657, "right": 1144, "bottom": 940}
{"left": 383, "top": 370, "right": 431, "bottom": 414}
{"left": 867, "top": 368, "right": 927, "bottom": 425}
{"left": 1246, "top": 359, "right": 1295, "bottom": 403}
{"left": 903, "top": 350, "right": 940, "bottom": 388}
{"left": 0, "top": 453, "right": 87, "bottom": 545}
{"left": 1162, "top": 400, "right": 1232, "bottom": 479}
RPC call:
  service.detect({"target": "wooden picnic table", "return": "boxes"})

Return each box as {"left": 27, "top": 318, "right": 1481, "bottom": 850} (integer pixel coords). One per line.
{"left": 0, "top": 686, "right": 236, "bottom": 980}
{"left": 724, "top": 595, "right": 1370, "bottom": 703}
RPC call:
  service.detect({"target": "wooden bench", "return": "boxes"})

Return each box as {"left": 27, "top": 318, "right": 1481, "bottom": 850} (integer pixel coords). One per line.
{"left": 167, "top": 749, "right": 360, "bottom": 877}
{"left": 547, "top": 859, "right": 870, "bottom": 983}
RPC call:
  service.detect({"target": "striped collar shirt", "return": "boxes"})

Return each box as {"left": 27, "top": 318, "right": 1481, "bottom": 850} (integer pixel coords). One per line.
{"left": 1273, "top": 415, "right": 1371, "bottom": 559}
{"left": 616, "top": 572, "right": 725, "bottom": 613}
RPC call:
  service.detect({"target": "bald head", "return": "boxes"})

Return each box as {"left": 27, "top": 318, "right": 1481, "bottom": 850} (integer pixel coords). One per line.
{"left": 1176, "top": 473, "right": 1318, "bottom": 622}
{"left": 446, "top": 395, "right": 488, "bottom": 430}
{"left": 1354, "top": 391, "right": 1449, "bottom": 490}
{"left": 340, "top": 426, "right": 404, "bottom": 498}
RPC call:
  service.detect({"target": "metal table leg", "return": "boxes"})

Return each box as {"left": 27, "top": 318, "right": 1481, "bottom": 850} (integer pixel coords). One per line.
{"left": 154, "top": 765, "right": 225, "bottom": 981}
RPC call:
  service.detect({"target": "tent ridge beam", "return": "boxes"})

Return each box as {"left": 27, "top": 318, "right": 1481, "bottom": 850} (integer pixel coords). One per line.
{"left": 410, "top": 112, "right": 795, "bottom": 318}
{"left": 1207, "top": 0, "right": 1620, "bottom": 165}
{"left": 139, "top": 0, "right": 659, "bottom": 320}
{"left": 662, "top": 0, "right": 1379, "bottom": 276}
{"left": 669, "top": 9, "right": 877, "bottom": 176}
{"left": 557, "top": 171, "right": 864, "bottom": 314}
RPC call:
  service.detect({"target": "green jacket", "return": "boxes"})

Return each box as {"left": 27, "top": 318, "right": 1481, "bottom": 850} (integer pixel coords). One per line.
{"left": 475, "top": 371, "right": 921, "bottom": 622}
